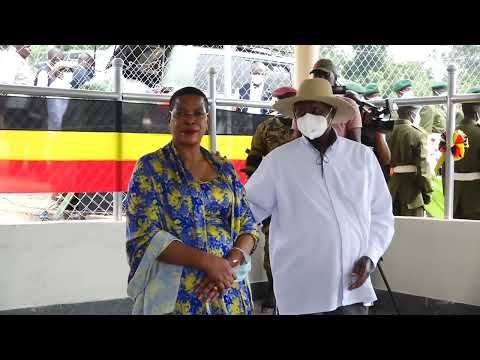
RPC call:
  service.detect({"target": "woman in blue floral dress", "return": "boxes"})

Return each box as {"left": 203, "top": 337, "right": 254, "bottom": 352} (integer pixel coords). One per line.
{"left": 126, "top": 87, "right": 259, "bottom": 315}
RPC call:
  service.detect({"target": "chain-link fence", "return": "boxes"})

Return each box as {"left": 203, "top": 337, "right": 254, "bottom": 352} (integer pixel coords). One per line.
{"left": 317, "top": 45, "right": 480, "bottom": 96}
{"left": 3, "top": 45, "right": 480, "bottom": 95}
{"left": 1, "top": 44, "right": 480, "bottom": 222}
{"left": 3, "top": 44, "right": 479, "bottom": 96}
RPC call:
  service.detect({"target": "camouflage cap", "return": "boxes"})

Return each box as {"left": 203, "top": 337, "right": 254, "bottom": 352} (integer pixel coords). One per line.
{"left": 310, "top": 58, "right": 337, "bottom": 75}
{"left": 393, "top": 79, "right": 412, "bottom": 93}
{"left": 345, "top": 81, "right": 365, "bottom": 95}
{"left": 364, "top": 83, "right": 380, "bottom": 96}
{"left": 432, "top": 81, "right": 447, "bottom": 91}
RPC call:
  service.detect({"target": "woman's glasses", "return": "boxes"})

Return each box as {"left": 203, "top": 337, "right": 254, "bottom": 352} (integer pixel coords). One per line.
{"left": 170, "top": 110, "right": 208, "bottom": 120}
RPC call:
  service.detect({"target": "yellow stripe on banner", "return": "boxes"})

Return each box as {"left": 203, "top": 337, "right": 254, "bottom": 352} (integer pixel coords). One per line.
{"left": 0, "top": 130, "right": 252, "bottom": 161}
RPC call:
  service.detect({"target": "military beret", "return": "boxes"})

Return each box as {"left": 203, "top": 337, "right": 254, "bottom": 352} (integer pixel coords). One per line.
{"left": 345, "top": 81, "right": 365, "bottom": 94}
{"left": 431, "top": 81, "right": 447, "bottom": 91}
{"left": 393, "top": 79, "right": 412, "bottom": 93}
{"left": 364, "top": 83, "right": 380, "bottom": 96}
{"left": 272, "top": 86, "right": 297, "bottom": 99}
{"left": 468, "top": 86, "right": 480, "bottom": 94}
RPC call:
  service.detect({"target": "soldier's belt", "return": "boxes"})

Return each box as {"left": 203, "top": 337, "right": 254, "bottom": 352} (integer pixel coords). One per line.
{"left": 454, "top": 172, "right": 480, "bottom": 181}
{"left": 392, "top": 165, "right": 417, "bottom": 174}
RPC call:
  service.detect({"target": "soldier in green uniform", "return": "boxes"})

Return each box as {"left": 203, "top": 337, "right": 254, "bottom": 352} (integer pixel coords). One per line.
{"left": 388, "top": 105, "right": 432, "bottom": 216}
{"left": 450, "top": 87, "right": 480, "bottom": 220}
{"left": 393, "top": 79, "right": 435, "bottom": 134}
{"left": 242, "top": 86, "right": 297, "bottom": 312}
{"left": 431, "top": 81, "right": 464, "bottom": 128}
{"left": 431, "top": 81, "right": 448, "bottom": 133}
{"left": 345, "top": 80, "right": 366, "bottom": 96}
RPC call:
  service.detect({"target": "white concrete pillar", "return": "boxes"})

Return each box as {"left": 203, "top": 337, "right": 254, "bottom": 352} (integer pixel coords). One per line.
{"left": 294, "top": 45, "right": 319, "bottom": 88}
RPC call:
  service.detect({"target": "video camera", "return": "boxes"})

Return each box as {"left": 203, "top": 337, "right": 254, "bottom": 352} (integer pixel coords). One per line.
{"left": 332, "top": 85, "right": 347, "bottom": 95}
{"left": 356, "top": 97, "right": 395, "bottom": 133}
{"left": 329, "top": 81, "right": 396, "bottom": 132}
{"left": 341, "top": 89, "right": 397, "bottom": 133}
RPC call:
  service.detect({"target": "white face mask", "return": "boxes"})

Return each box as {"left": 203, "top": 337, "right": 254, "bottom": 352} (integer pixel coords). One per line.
{"left": 400, "top": 90, "right": 414, "bottom": 98}
{"left": 251, "top": 74, "right": 264, "bottom": 86}
{"left": 296, "top": 111, "right": 332, "bottom": 140}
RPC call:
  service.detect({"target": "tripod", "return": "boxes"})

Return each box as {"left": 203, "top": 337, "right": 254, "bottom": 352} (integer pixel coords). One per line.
{"left": 271, "top": 257, "right": 401, "bottom": 315}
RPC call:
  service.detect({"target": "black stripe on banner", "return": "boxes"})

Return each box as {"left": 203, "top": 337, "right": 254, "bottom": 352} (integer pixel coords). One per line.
{"left": 0, "top": 95, "right": 269, "bottom": 136}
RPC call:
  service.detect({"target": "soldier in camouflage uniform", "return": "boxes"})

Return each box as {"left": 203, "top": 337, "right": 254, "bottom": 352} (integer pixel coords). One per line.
{"left": 388, "top": 105, "right": 432, "bottom": 216}
{"left": 450, "top": 87, "right": 480, "bottom": 220}
{"left": 242, "top": 86, "right": 297, "bottom": 312}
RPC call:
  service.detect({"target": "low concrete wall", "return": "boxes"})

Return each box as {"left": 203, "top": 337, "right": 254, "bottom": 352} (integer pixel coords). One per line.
{"left": 0, "top": 221, "right": 128, "bottom": 311}
{"left": 0, "top": 220, "right": 267, "bottom": 311}
{"left": 2, "top": 217, "right": 479, "bottom": 311}
{"left": 372, "top": 217, "right": 480, "bottom": 306}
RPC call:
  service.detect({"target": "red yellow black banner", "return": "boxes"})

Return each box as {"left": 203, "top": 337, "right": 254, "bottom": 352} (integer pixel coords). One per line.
{"left": 0, "top": 131, "right": 251, "bottom": 192}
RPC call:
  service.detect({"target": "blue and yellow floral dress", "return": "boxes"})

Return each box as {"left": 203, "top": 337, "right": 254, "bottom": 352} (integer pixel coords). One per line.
{"left": 126, "top": 142, "right": 259, "bottom": 315}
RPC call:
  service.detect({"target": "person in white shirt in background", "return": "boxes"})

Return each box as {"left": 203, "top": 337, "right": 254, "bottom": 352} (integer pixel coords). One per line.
{"left": 34, "top": 47, "right": 64, "bottom": 88}
{"left": 0, "top": 45, "right": 34, "bottom": 86}
{"left": 0, "top": 45, "right": 35, "bottom": 128}
{"left": 45, "top": 61, "right": 75, "bottom": 130}
{"left": 33, "top": 47, "right": 72, "bottom": 130}
{"left": 245, "top": 78, "right": 395, "bottom": 315}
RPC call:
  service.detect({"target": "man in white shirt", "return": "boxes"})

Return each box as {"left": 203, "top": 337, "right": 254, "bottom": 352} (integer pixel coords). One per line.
{"left": 0, "top": 45, "right": 35, "bottom": 129}
{"left": 33, "top": 47, "right": 71, "bottom": 130}
{"left": 245, "top": 78, "right": 395, "bottom": 315}
{"left": 0, "top": 45, "right": 34, "bottom": 86}
{"left": 45, "top": 61, "right": 74, "bottom": 130}
{"left": 34, "top": 47, "right": 64, "bottom": 87}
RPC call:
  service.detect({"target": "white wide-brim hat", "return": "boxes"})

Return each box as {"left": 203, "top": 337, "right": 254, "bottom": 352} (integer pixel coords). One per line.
{"left": 273, "top": 78, "right": 356, "bottom": 123}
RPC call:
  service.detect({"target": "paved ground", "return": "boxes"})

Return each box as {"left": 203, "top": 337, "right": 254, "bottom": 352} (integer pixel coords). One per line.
{"left": 0, "top": 298, "right": 274, "bottom": 315}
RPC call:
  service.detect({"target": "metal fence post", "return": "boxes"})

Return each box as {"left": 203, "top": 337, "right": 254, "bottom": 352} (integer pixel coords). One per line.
{"left": 224, "top": 45, "right": 233, "bottom": 98}
{"left": 444, "top": 64, "right": 457, "bottom": 220}
{"left": 208, "top": 67, "right": 217, "bottom": 154}
{"left": 112, "top": 58, "right": 123, "bottom": 221}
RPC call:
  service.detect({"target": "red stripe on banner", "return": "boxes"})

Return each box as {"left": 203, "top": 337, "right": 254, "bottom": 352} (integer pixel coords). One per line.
{"left": 0, "top": 160, "right": 136, "bottom": 193}
{"left": 0, "top": 159, "right": 248, "bottom": 193}
{"left": 230, "top": 159, "right": 247, "bottom": 184}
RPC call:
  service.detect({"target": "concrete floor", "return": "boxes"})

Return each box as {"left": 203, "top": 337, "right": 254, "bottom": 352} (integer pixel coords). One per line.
{"left": 3, "top": 290, "right": 480, "bottom": 315}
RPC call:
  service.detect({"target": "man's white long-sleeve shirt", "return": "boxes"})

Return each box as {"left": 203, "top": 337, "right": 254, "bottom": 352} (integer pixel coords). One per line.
{"left": 245, "top": 135, "right": 395, "bottom": 315}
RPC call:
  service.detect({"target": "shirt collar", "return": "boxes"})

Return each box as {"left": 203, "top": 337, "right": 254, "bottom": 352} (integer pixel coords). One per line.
{"left": 300, "top": 129, "right": 338, "bottom": 158}
{"left": 395, "top": 119, "right": 412, "bottom": 126}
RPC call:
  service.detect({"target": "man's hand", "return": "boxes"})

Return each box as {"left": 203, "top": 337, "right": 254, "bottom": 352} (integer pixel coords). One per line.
{"left": 422, "top": 192, "right": 432, "bottom": 205}
{"left": 349, "top": 256, "right": 375, "bottom": 290}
